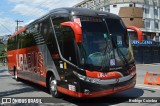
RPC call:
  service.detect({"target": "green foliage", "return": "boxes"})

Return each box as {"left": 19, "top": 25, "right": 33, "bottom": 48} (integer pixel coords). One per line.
{"left": 0, "top": 55, "right": 6, "bottom": 59}
{"left": 0, "top": 44, "right": 7, "bottom": 57}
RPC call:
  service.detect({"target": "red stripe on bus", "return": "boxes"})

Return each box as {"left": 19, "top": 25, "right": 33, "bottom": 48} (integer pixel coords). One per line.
{"left": 86, "top": 70, "right": 123, "bottom": 80}
{"left": 57, "top": 83, "right": 135, "bottom": 98}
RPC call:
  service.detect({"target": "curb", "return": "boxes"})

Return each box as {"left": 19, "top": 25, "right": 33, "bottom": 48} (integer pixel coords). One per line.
{"left": 136, "top": 63, "right": 160, "bottom": 66}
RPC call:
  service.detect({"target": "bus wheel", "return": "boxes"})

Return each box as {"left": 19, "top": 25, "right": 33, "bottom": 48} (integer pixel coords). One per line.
{"left": 49, "top": 75, "right": 62, "bottom": 98}
{"left": 14, "top": 67, "right": 19, "bottom": 81}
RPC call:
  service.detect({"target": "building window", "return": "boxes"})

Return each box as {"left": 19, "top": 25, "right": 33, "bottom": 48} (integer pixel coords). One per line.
{"left": 94, "top": 0, "right": 100, "bottom": 4}
{"left": 99, "top": 0, "right": 104, "bottom": 3}
{"left": 145, "top": 0, "right": 150, "bottom": 5}
{"left": 83, "top": 4, "right": 87, "bottom": 8}
{"left": 105, "top": 6, "right": 110, "bottom": 12}
{"left": 154, "top": 8, "right": 158, "bottom": 16}
{"left": 99, "top": 8, "right": 104, "bottom": 11}
{"left": 130, "top": 18, "right": 134, "bottom": 21}
{"left": 91, "top": 1, "right": 94, "bottom": 5}
{"left": 155, "top": 36, "right": 159, "bottom": 42}
{"left": 145, "top": 8, "right": 149, "bottom": 14}
{"left": 145, "top": 21, "right": 150, "bottom": 28}
{"left": 155, "top": 22, "right": 159, "bottom": 29}
{"left": 106, "top": 9, "right": 110, "bottom": 12}
{"left": 88, "top": 1, "right": 94, "bottom": 7}
{"left": 129, "top": 4, "right": 133, "bottom": 7}
{"left": 153, "top": 0, "right": 158, "bottom": 6}
{"left": 113, "top": 5, "right": 117, "bottom": 8}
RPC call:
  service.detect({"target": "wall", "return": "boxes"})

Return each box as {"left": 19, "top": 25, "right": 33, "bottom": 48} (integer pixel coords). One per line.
{"left": 119, "top": 7, "right": 144, "bottom": 28}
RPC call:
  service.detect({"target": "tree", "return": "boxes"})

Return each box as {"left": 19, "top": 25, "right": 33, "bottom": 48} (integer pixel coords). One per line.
{"left": 0, "top": 43, "right": 7, "bottom": 59}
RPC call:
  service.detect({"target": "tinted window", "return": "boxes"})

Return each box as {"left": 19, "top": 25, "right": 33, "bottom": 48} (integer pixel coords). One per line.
{"left": 52, "top": 17, "right": 78, "bottom": 64}
{"left": 7, "top": 37, "right": 17, "bottom": 50}
{"left": 40, "top": 19, "right": 59, "bottom": 54}
{"left": 53, "top": 17, "right": 69, "bottom": 26}
{"left": 105, "top": 18, "right": 128, "bottom": 47}
{"left": 29, "top": 23, "right": 44, "bottom": 45}
{"left": 57, "top": 26, "right": 77, "bottom": 64}
{"left": 19, "top": 28, "right": 36, "bottom": 48}
{"left": 75, "top": 16, "right": 131, "bottom": 68}
{"left": 41, "top": 19, "right": 54, "bottom": 45}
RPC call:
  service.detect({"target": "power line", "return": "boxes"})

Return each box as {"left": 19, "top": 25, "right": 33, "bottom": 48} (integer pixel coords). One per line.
{"left": 0, "top": 22, "right": 12, "bottom": 33}
{"left": 1, "top": 1, "right": 64, "bottom": 34}
{"left": 0, "top": 1, "right": 50, "bottom": 35}
{"left": 0, "top": 25, "right": 7, "bottom": 33}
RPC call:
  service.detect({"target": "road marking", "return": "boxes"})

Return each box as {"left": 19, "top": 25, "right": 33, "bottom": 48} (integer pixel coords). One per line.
{"left": 136, "top": 84, "right": 160, "bottom": 90}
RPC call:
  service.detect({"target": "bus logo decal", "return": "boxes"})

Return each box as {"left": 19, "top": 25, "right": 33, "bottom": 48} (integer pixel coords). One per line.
{"left": 16, "top": 51, "right": 44, "bottom": 75}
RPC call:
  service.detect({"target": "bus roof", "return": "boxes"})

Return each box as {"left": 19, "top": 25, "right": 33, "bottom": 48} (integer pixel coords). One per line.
{"left": 9, "top": 8, "right": 121, "bottom": 39}
{"left": 50, "top": 7, "right": 120, "bottom": 19}
{"left": 30, "top": 7, "right": 121, "bottom": 26}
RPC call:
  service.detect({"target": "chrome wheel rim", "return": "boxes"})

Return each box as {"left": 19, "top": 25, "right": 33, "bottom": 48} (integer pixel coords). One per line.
{"left": 50, "top": 77, "right": 57, "bottom": 95}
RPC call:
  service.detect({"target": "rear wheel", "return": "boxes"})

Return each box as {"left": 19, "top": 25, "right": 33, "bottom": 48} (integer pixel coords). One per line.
{"left": 49, "top": 75, "right": 62, "bottom": 98}
{"left": 13, "top": 67, "right": 19, "bottom": 81}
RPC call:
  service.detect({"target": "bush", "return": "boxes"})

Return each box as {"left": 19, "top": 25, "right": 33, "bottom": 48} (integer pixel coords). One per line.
{"left": 0, "top": 56, "right": 6, "bottom": 59}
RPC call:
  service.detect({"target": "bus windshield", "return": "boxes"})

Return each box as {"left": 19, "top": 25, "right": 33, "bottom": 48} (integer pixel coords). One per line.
{"left": 75, "top": 17, "right": 133, "bottom": 71}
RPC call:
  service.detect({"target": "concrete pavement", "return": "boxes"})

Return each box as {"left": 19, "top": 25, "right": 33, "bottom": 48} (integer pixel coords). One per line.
{"left": 0, "top": 65, "right": 160, "bottom": 106}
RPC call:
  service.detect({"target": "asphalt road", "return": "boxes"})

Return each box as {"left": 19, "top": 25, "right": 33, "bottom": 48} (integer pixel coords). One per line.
{"left": 0, "top": 65, "right": 160, "bottom": 106}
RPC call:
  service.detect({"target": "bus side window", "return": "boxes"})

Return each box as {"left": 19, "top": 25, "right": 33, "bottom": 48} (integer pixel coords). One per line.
{"left": 8, "top": 37, "right": 17, "bottom": 50}
{"left": 41, "top": 20, "right": 51, "bottom": 44}
{"left": 60, "top": 26, "right": 78, "bottom": 65}
{"left": 52, "top": 16, "right": 78, "bottom": 65}
{"left": 20, "top": 30, "right": 28, "bottom": 48}
{"left": 7, "top": 38, "right": 12, "bottom": 51}
{"left": 40, "top": 19, "right": 58, "bottom": 54}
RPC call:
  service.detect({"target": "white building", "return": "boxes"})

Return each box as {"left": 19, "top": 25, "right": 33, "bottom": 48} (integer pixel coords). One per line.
{"left": 74, "top": 0, "right": 160, "bottom": 41}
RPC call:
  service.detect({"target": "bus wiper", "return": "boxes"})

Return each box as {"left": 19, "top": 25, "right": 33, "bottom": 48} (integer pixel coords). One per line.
{"left": 99, "top": 19, "right": 113, "bottom": 72}
{"left": 112, "top": 39, "right": 130, "bottom": 69}
{"left": 99, "top": 37, "right": 112, "bottom": 72}
{"left": 103, "top": 18, "right": 129, "bottom": 70}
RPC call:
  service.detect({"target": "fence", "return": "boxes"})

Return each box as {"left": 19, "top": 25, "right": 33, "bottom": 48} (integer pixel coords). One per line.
{"left": 133, "top": 46, "right": 160, "bottom": 64}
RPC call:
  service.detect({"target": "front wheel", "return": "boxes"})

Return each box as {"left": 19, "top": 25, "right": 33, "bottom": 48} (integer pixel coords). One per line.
{"left": 49, "top": 75, "right": 62, "bottom": 98}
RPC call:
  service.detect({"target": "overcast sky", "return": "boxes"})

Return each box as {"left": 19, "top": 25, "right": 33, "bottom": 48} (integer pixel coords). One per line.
{"left": 0, "top": 0, "right": 84, "bottom": 36}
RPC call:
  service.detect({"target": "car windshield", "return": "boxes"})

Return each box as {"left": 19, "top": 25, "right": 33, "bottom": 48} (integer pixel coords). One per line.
{"left": 74, "top": 16, "right": 133, "bottom": 71}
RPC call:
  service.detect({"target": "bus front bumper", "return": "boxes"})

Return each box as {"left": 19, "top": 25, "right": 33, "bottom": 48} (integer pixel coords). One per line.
{"left": 57, "top": 74, "right": 136, "bottom": 98}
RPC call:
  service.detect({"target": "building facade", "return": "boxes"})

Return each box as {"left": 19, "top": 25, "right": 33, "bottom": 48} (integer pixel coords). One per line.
{"left": 74, "top": 0, "right": 160, "bottom": 64}
{"left": 74, "top": 0, "right": 160, "bottom": 42}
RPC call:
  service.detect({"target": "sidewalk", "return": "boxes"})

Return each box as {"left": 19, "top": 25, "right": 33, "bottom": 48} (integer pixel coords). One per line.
{"left": 0, "top": 63, "right": 7, "bottom": 67}
{"left": 136, "top": 63, "right": 160, "bottom": 66}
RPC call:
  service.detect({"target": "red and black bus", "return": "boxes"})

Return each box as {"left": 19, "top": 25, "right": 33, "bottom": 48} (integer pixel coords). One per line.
{"left": 7, "top": 8, "right": 143, "bottom": 98}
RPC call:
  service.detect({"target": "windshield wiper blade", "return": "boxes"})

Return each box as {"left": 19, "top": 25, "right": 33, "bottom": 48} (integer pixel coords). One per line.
{"left": 99, "top": 19, "right": 113, "bottom": 71}
{"left": 114, "top": 40, "right": 130, "bottom": 69}
{"left": 99, "top": 36, "right": 114, "bottom": 71}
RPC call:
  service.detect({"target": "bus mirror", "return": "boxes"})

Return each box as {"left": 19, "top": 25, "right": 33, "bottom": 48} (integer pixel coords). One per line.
{"left": 127, "top": 26, "right": 143, "bottom": 42}
{"left": 60, "top": 22, "right": 82, "bottom": 43}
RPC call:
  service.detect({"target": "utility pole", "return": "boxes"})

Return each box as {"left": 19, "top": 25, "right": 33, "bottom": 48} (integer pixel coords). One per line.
{"left": 15, "top": 20, "right": 23, "bottom": 32}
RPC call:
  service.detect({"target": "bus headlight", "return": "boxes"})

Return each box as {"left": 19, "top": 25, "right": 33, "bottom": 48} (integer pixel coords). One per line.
{"left": 73, "top": 71, "right": 86, "bottom": 80}
{"left": 73, "top": 71, "right": 97, "bottom": 83}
